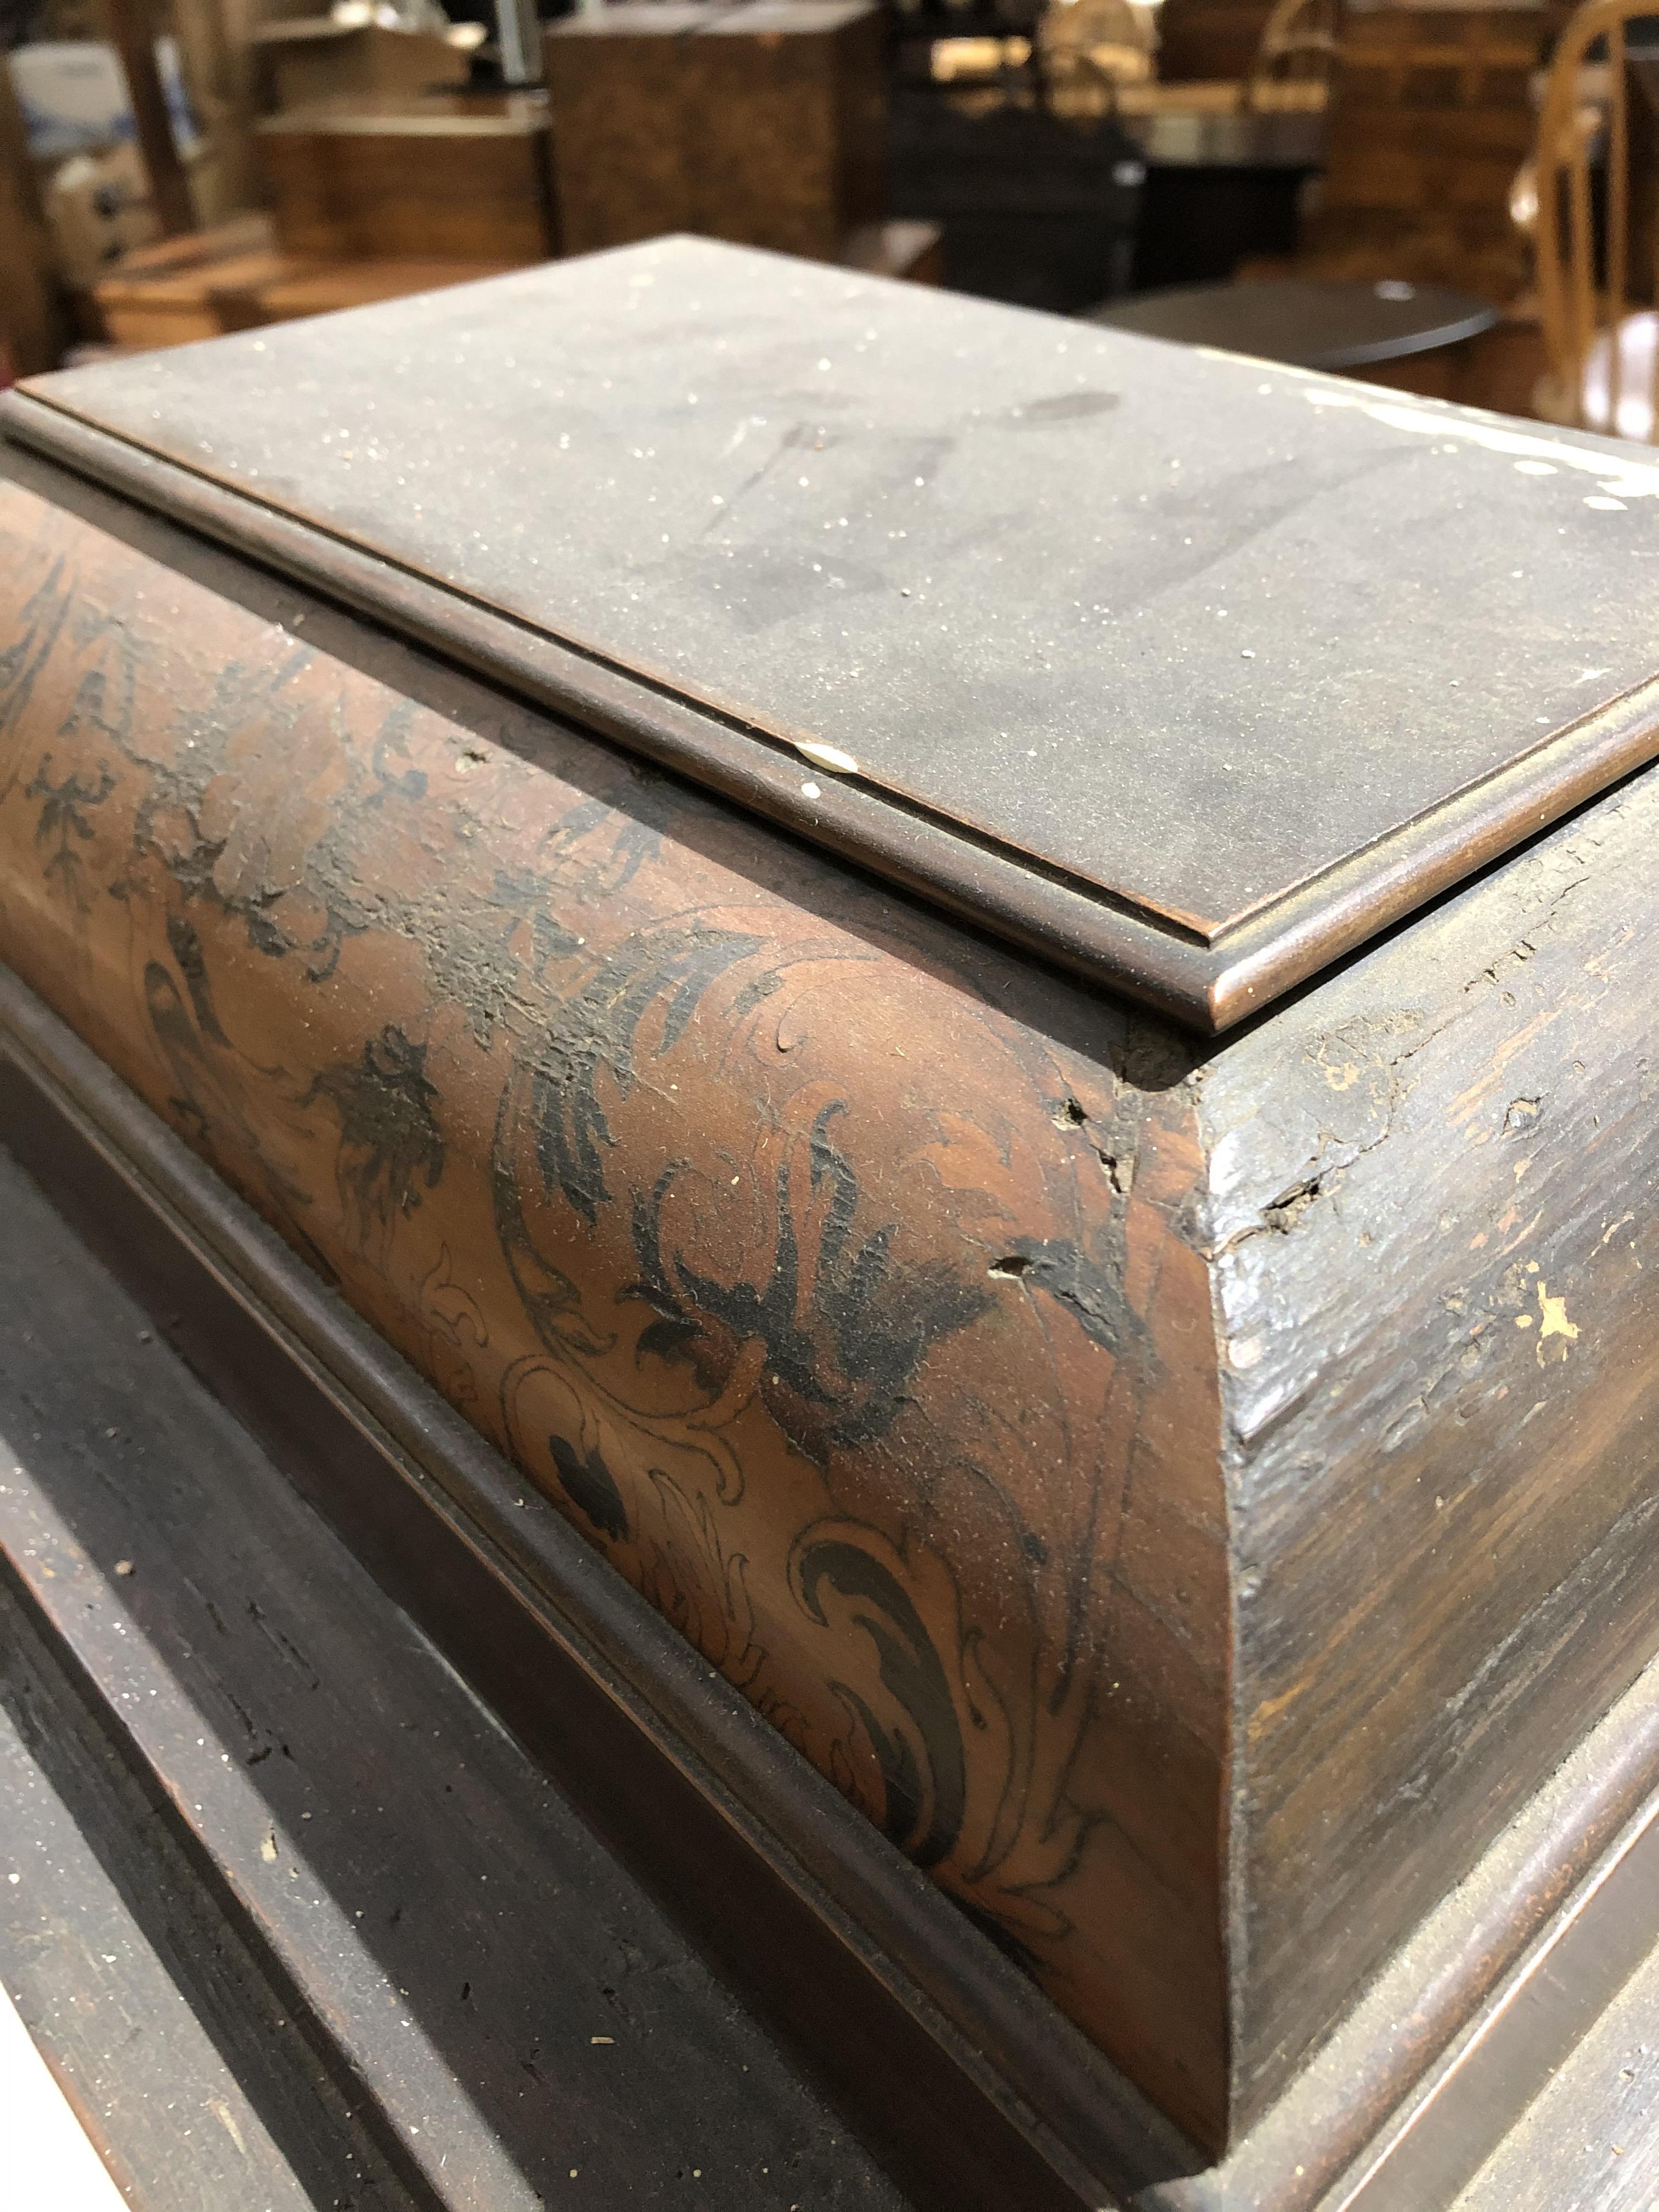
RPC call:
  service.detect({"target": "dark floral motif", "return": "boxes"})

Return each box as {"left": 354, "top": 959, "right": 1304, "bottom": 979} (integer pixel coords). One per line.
{"left": 140, "top": 953, "right": 337, "bottom": 1286}
{"left": 302, "top": 1026, "right": 445, "bottom": 1252}
{"left": 629, "top": 1103, "right": 992, "bottom": 1453}
{"left": 522, "top": 925, "right": 765, "bottom": 1230}
{"left": 0, "top": 560, "right": 74, "bottom": 786}
{"left": 794, "top": 1527, "right": 967, "bottom": 1869}
{"left": 25, "top": 755, "right": 116, "bottom": 913}
{"left": 548, "top": 1430, "right": 629, "bottom": 1542}
{"left": 494, "top": 921, "right": 994, "bottom": 1457}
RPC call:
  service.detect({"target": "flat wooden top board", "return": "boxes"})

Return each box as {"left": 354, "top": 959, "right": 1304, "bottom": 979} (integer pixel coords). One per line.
{"left": 11, "top": 236, "right": 1659, "bottom": 1024}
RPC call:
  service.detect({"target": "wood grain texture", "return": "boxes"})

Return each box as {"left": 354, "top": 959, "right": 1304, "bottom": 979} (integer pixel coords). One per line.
{"left": 0, "top": 464, "right": 1231, "bottom": 2143}
{"left": 258, "top": 114, "right": 554, "bottom": 263}
{"left": 1204, "top": 783, "right": 1659, "bottom": 2127}
{"left": 545, "top": 0, "right": 884, "bottom": 262}
{"left": 1455, "top": 1934, "right": 1659, "bottom": 2211}
{"left": 544, "top": 7, "right": 706, "bottom": 253}
{"left": 0, "top": 1578, "right": 412, "bottom": 2212}
{"left": 206, "top": 257, "right": 522, "bottom": 332}
{"left": 690, "top": 2, "right": 887, "bottom": 261}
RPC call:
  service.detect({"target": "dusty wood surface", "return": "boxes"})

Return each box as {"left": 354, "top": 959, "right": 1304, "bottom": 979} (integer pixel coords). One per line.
{"left": 0, "top": 1137, "right": 911, "bottom": 2210}
{"left": 0, "top": 1578, "right": 411, "bottom": 2212}
{"left": 1454, "top": 1939, "right": 1659, "bottom": 2211}
{"left": 546, "top": 2, "right": 884, "bottom": 262}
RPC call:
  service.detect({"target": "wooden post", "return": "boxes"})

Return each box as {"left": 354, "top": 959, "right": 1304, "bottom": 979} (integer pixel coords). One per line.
{"left": 0, "top": 63, "right": 66, "bottom": 377}
{"left": 100, "top": 0, "right": 198, "bottom": 238}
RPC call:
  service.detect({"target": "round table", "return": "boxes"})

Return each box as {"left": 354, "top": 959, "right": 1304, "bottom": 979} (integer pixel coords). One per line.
{"left": 1085, "top": 276, "right": 1499, "bottom": 373}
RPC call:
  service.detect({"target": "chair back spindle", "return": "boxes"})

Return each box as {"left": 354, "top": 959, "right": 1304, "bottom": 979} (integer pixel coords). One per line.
{"left": 1534, "top": 0, "right": 1659, "bottom": 441}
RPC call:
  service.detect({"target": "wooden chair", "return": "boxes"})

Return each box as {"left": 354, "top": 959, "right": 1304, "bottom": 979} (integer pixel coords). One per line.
{"left": 1533, "top": 0, "right": 1659, "bottom": 441}
{"left": 1109, "top": 0, "right": 1332, "bottom": 121}
{"left": 1246, "top": 0, "right": 1338, "bottom": 109}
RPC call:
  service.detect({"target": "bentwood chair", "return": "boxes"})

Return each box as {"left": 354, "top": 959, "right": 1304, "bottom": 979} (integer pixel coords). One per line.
{"left": 1246, "top": 0, "right": 1340, "bottom": 109}
{"left": 1533, "top": 0, "right": 1659, "bottom": 441}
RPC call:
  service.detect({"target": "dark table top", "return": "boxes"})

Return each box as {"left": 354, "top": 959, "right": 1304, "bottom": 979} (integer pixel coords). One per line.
{"left": 1086, "top": 276, "right": 1500, "bottom": 370}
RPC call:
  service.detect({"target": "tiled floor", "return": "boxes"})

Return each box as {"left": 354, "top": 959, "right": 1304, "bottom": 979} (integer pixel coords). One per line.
{"left": 1, "top": 1977, "right": 127, "bottom": 2210}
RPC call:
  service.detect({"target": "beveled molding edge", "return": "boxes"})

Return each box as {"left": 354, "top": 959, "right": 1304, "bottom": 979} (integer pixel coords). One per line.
{"left": 10, "top": 388, "right": 1659, "bottom": 1037}
{"left": 3, "top": 960, "right": 1659, "bottom": 2209}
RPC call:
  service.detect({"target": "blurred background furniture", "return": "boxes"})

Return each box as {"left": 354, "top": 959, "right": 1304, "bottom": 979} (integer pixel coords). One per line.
{"left": 1087, "top": 268, "right": 1499, "bottom": 388}
{"left": 245, "top": 14, "right": 472, "bottom": 109}
{"left": 887, "top": 85, "right": 1143, "bottom": 307}
{"left": 1249, "top": 0, "right": 1337, "bottom": 100}
{"left": 0, "top": 52, "right": 63, "bottom": 376}
{"left": 1530, "top": 0, "right": 1659, "bottom": 438}
{"left": 545, "top": 0, "right": 886, "bottom": 261}
{"left": 257, "top": 92, "right": 553, "bottom": 259}
{"left": 1104, "top": 0, "right": 1330, "bottom": 289}
{"left": 1110, "top": 0, "right": 1564, "bottom": 412}
{"left": 1117, "top": 95, "right": 1323, "bottom": 286}
{"left": 92, "top": 210, "right": 517, "bottom": 340}
{"left": 1299, "top": 0, "right": 1551, "bottom": 302}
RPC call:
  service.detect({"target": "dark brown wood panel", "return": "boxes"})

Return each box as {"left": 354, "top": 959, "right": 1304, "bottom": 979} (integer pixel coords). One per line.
{"left": 258, "top": 112, "right": 554, "bottom": 263}
{"left": 544, "top": 5, "right": 706, "bottom": 253}
{"left": 0, "top": 1576, "right": 419, "bottom": 2212}
{"left": 1204, "top": 766, "right": 1659, "bottom": 2127}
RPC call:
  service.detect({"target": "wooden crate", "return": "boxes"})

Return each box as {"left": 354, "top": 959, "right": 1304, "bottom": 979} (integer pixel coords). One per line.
{"left": 543, "top": 3, "right": 707, "bottom": 253}
{"left": 247, "top": 19, "right": 471, "bottom": 115}
{"left": 689, "top": 1, "right": 885, "bottom": 261}
{"left": 258, "top": 99, "right": 555, "bottom": 264}
{"left": 92, "top": 217, "right": 520, "bottom": 349}
{"left": 92, "top": 215, "right": 304, "bottom": 348}
{"left": 545, "top": 0, "right": 884, "bottom": 262}
{"left": 95, "top": 252, "right": 307, "bottom": 348}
